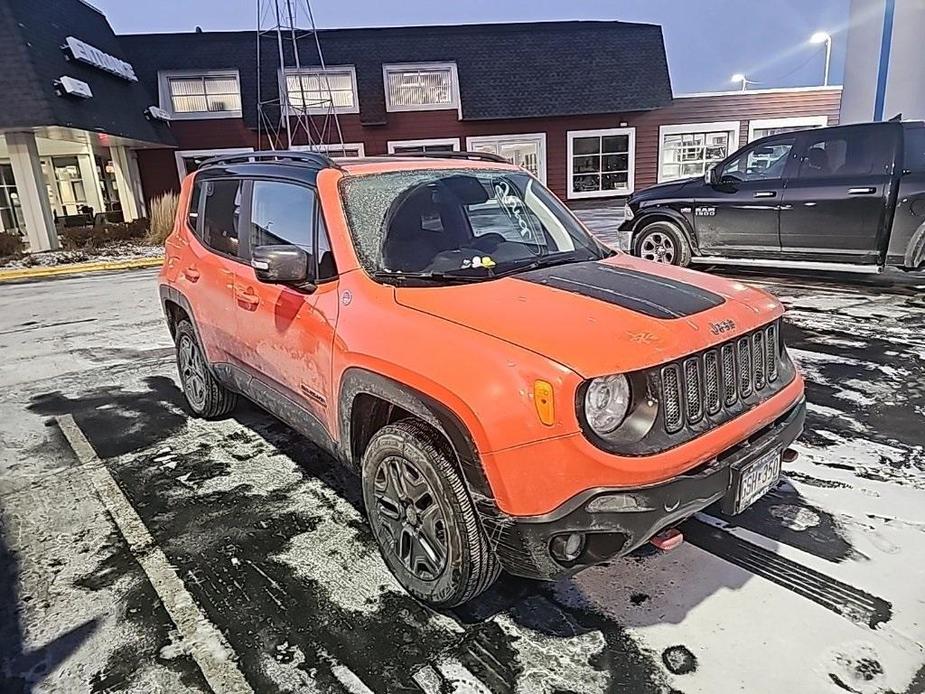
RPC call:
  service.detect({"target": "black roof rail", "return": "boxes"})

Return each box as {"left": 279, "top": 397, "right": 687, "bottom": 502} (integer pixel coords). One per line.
{"left": 387, "top": 150, "right": 512, "bottom": 164}
{"left": 199, "top": 149, "right": 343, "bottom": 170}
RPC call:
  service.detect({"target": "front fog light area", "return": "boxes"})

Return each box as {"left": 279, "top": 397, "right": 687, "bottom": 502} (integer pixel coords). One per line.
{"left": 584, "top": 374, "right": 631, "bottom": 435}
{"left": 550, "top": 533, "right": 585, "bottom": 562}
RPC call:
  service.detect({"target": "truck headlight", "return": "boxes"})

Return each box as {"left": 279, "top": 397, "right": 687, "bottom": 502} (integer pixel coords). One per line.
{"left": 622, "top": 203, "right": 634, "bottom": 221}
{"left": 584, "top": 374, "right": 631, "bottom": 435}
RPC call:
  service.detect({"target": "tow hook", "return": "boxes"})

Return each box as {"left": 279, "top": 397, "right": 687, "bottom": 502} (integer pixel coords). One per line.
{"left": 649, "top": 528, "right": 684, "bottom": 551}
{"left": 782, "top": 448, "right": 799, "bottom": 463}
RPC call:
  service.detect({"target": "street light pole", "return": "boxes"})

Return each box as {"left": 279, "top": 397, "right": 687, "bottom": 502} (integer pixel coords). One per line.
{"left": 810, "top": 31, "right": 832, "bottom": 86}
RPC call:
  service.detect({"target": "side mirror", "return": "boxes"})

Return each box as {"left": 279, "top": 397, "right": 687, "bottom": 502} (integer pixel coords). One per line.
{"left": 251, "top": 245, "right": 314, "bottom": 285}
{"left": 705, "top": 166, "right": 719, "bottom": 186}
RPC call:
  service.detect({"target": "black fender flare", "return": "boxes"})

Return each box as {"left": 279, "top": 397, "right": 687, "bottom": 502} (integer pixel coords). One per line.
{"left": 631, "top": 208, "right": 699, "bottom": 255}
{"left": 903, "top": 219, "right": 925, "bottom": 269}
{"left": 337, "top": 368, "right": 495, "bottom": 502}
{"left": 158, "top": 284, "right": 210, "bottom": 365}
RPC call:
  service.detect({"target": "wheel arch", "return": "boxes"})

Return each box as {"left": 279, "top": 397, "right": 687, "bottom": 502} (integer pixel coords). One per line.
{"left": 632, "top": 209, "right": 699, "bottom": 255}
{"left": 337, "top": 368, "right": 495, "bottom": 503}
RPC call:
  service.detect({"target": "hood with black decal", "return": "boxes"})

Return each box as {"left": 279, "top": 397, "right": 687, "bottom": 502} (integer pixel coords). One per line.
{"left": 394, "top": 254, "right": 783, "bottom": 378}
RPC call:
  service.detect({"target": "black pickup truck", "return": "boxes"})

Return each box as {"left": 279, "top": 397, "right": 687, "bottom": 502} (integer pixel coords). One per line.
{"left": 621, "top": 120, "right": 925, "bottom": 273}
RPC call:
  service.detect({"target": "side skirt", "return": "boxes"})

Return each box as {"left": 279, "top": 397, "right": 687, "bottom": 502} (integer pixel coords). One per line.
{"left": 690, "top": 256, "right": 883, "bottom": 274}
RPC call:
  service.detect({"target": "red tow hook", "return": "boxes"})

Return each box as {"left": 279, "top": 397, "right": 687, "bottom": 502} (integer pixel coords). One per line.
{"left": 649, "top": 528, "right": 684, "bottom": 551}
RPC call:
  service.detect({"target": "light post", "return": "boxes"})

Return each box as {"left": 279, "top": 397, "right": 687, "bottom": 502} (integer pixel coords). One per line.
{"left": 730, "top": 73, "right": 756, "bottom": 91}
{"left": 810, "top": 31, "right": 832, "bottom": 86}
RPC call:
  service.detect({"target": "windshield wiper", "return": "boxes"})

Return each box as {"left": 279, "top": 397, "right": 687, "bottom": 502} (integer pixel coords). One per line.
{"left": 494, "top": 253, "right": 595, "bottom": 278}
{"left": 371, "top": 270, "right": 487, "bottom": 285}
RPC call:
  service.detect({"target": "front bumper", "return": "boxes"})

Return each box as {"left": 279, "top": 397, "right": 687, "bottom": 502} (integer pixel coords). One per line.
{"left": 486, "top": 397, "right": 805, "bottom": 580}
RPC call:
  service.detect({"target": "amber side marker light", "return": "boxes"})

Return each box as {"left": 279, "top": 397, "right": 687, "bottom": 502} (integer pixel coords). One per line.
{"left": 534, "top": 380, "right": 555, "bottom": 425}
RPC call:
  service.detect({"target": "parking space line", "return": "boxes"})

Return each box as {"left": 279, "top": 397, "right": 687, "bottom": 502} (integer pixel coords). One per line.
{"left": 56, "top": 414, "right": 255, "bottom": 694}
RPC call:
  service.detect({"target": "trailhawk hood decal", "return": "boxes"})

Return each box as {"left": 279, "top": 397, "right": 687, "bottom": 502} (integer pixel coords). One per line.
{"left": 394, "top": 255, "right": 783, "bottom": 378}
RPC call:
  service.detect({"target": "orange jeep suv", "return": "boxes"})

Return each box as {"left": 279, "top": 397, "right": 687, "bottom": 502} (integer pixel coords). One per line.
{"left": 159, "top": 151, "right": 805, "bottom": 607}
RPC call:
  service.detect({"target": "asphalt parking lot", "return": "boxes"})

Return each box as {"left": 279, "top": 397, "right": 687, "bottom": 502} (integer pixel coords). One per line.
{"left": 1, "top": 266, "right": 924, "bottom": 694}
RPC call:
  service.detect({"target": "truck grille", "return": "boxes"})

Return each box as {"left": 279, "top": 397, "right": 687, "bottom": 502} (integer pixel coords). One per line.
{"left": 660, "top": 321, "right": 783, "bottom": 434}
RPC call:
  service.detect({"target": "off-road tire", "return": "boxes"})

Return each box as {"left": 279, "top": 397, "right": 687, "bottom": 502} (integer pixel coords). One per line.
{"left": 174, "top": 320, "right": 237, "bottom": 418}
{"left": 634, "top": 220, "right": 692, "bottom": 267}
{"left": 361, "top": 418, "right": 500, "bottom": 607}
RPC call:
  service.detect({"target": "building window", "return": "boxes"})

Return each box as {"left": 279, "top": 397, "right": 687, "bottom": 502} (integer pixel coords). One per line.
{"left": 387, "top": 138, "right": 460, "bottom": 154}
{"left": 466, "top": 134, "right": 547, "bottom": 183}
{"left": 567, "top": 128, "right": 635, "bottom": 199}
{"left": 292, "top": 143, "right": 366, "bottom": 158}
{"left": 175, "top": 148, "right": 254, "bottom": 182}
{"left": 159, "top": 70, "right": 242, "bottom": 119}
{"left": 658, "top": 122, "right": 739, "bottom": 182}
{"left": 283, "top": 67, "right": 358, "bottom": 114}
{"left": 0, "top": 164, "right": 24, "bottom": 235}
{"left": 748, "top": 116, "right": 829, "bottom": 142}
{"left": 384, "top": 63, "right": 458, "bottom": 112}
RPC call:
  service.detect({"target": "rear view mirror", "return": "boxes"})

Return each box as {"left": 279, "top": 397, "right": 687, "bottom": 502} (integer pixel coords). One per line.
{"left": 252, "top": 245, "right": 314, "bottom": 285}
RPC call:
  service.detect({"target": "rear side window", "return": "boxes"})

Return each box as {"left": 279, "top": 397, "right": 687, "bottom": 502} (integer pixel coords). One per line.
{"left": 796, "top": 127, "right": 892, "bottom": 178}
{"left": 903, "top": 127, "right": 925, "bottom": 173}
{"left": 187, "top": 179, "right": 202, "bottom": 230}
{"left": 201, "top": 179, "right": 243, "bottom": 257}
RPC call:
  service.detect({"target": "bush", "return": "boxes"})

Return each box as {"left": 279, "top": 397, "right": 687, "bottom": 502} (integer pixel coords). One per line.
{"left": 59, "top": 219, "right": 149, "bottom": 250}
{"left": 0, "top": 232, "right": 24, "bottom": 258}
{"left": 147, "top": 192, "right": 179, "bottom": 245}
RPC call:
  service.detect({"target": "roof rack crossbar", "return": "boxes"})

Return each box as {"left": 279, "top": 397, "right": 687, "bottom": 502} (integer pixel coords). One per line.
{"left": 387, "top": 150, "right": 512, "bottom": 164}
{"left": 200, "top": 150, "right": 343, "bottom": 170}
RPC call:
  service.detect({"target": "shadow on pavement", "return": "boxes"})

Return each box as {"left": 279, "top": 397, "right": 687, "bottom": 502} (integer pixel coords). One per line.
{"left": 0, "top": 512, "right": 99, "bottom": 693}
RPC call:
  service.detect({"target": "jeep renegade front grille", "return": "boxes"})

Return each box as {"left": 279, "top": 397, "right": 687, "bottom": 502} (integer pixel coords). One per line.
{"left": 660, "top": 320, "right": 784, "bottom": 435}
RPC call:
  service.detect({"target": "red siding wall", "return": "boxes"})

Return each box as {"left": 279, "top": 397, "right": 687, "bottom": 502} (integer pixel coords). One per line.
{"left": 135, "top": 87, "right": 842, "bottom": 206}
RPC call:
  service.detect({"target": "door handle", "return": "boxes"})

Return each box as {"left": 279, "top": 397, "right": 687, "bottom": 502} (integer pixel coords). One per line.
{"left": 235, "top": 287, "right": 260, "bottom": 309}
{"left": 753, "top": 191, "right": 777, "bottom": 198}
{"left": 848, "top": 187, "right": 876, "bottom": 195}
{"left": 183, "top": 267, "right": 201, "bottom": 282}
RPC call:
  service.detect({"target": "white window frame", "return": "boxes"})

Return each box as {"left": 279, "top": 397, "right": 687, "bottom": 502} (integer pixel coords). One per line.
{"left": 291, "top": 142, "right": 366, "bottom": 158}
{"left": 174, "top": 147, "right": 253, "bottom": 183}
{"left": 566, "top": 127, "right": 636, "bottom": 200}
{"left": 387, "top": 138, "right": 461, "bottom": 154}
{"left": 279, "top": 65, "right": 359, "bottom": 115}
{"left": 383, "top": 62, "right": 460, "bottom": 113}
{"left": 158, "top": 69, "right": 243, "bottom": 120}
{"left": 747, "top": 115, "right": 829, "bottom": 142}
{"left": 466, "top": 133, "right": 547, "bottom": 184}
{"left": 657, "top": 121, "right": 741, "bottom": 183}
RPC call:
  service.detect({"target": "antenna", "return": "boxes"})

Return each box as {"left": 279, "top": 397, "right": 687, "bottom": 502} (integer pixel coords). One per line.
{"left": 256, "top": 0, "right": 346, "bottom": 154}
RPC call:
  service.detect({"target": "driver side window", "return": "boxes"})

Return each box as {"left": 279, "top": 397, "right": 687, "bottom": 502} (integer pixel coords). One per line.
{"left": 722, "top": 138, "right": 795, "bottom": 182}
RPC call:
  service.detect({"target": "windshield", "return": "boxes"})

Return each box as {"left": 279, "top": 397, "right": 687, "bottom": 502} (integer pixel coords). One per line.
{"left": 340, "top": 169, "right": 608, "bottom": 279}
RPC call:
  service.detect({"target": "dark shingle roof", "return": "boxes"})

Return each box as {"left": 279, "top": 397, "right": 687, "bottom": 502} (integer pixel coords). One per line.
{"left": 0, "top": 0, "right": 173, "bottom": 145}
{"left": 120, "top": 21, "right": 672, "bottom": 127}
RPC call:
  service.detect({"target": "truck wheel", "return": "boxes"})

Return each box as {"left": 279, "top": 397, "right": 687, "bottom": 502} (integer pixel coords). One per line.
{"left": 635, "top": 221, "right": 691, "bottom": 267}
{"left": 175, "top": 320, "right": 237, "bottom": 418}
{"left": 361, "top": 418, "right": 500, "bottom": 608}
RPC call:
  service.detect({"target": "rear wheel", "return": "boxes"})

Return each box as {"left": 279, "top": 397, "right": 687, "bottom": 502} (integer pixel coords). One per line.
{"left": 635, "top": 221, "right": 691, "bottom": 267}
{"left": 361, "top": 418, "right": 500, "bottom": 607}
{"left": 175, "top": 320, "right": 237, "bottom": 418}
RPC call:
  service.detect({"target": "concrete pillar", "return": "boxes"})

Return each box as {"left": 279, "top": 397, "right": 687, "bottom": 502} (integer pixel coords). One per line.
{"left": 77, "top": 153, "right": 105, "bottom": 217}
{"left": 110, "top": 145, "right": 144, "bottom": 222}
{"left": 5, "top": 132, "right": 58, "bottom": 251}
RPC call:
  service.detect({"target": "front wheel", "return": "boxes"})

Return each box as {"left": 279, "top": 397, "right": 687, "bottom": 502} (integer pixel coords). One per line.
{"left": 634, "top": 221, "right": 692, "bottom": 267}
{"left": 361, "top": 418, "right": 500, "bottom": 607}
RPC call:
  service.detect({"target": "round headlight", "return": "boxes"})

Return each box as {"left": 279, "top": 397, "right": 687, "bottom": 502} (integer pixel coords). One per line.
{"left": 584, "top": 374, "right": 631, "bottom": 436}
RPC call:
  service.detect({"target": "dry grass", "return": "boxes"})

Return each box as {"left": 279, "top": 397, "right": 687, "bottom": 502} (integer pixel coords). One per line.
{"left": 147, "top": 191, "right": 179, "bottom": 245}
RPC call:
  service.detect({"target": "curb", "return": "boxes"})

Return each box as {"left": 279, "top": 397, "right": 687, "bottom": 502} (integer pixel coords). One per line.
{"left": 0, "top": 256, "right": 164, "bottom": 283}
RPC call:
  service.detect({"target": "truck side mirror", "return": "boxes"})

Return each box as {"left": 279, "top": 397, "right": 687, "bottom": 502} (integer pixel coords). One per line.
{"left": 705, "top": 166, "right": 719, "bottom": 186}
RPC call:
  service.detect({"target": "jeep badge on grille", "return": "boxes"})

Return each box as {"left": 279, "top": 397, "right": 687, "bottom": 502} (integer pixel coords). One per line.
{"left": 710, "top": 319, "right": 736, "bottom": 335}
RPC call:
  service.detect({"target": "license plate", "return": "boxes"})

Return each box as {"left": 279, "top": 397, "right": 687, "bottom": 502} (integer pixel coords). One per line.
{"left": 731, "top": 449, "right": 782, "bottom": 514}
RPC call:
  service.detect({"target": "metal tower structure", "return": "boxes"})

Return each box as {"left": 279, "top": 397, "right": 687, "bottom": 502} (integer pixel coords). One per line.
{"left": 256, "top": 0, "right": 346, "bottom": 153}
